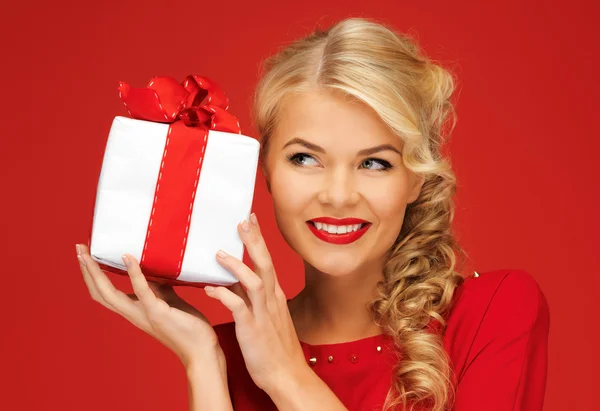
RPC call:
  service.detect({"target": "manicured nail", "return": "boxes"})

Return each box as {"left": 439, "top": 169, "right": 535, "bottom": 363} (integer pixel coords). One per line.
{"left": 205, "top": 286, "right": 215, "bottom": 292}
{"left": 122, "top": 255, "right": 130, "bottom": 266}
{"left": 77, "top": 255, "right": 86, "bottom": 267}
{"left": 217, "top": 249, "right": 228, "bottom": 258}
{"left": 250, "top": 213, "right": 257, "bottom": 225}
{"left": 76, "top": 244, "right": 81, "bottom": 256}
{"left": 240, "top": 220, "right": 250, "bottom": 232}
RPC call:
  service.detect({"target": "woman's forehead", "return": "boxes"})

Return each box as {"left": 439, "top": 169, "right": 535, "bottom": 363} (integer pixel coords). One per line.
{"left": 271, "top": 89, "right": 403, "bottom": 152}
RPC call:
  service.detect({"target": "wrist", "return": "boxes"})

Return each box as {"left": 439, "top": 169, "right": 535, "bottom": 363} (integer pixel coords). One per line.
{"left": 185, "top": 344, "right": 227, "bottom": 377}
{"left": 264, "top": 364, "right": 313, "bottom": 402}
{"left": 185, "top": 348, "right": 232, "bottom": 411}
{"left": 265, "top": 365, "right": 348, "bottom": 411}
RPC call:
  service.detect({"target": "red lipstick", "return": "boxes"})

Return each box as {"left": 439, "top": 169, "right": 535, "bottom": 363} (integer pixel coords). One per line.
{"left": 306, "top": 217, "right": 371, "bottom": 245}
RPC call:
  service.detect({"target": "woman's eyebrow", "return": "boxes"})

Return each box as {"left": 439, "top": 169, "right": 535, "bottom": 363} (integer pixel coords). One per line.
{"left": 283, "top": 137, "right": 402, "bottom": 156}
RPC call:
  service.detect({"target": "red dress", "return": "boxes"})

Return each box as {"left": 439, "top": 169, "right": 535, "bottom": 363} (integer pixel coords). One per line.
{"left": 214, "top": 269, "right": 550, "bottom": 410}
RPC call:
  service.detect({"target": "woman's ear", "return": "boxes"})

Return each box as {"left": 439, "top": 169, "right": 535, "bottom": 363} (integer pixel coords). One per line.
{"left": 407, "top": 173, "right": 425, "bottom": 204}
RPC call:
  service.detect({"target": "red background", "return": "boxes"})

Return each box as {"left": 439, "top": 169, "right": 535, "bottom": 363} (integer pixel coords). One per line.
{"left": 1, "top": 0, "right": 598, "bottom": 409}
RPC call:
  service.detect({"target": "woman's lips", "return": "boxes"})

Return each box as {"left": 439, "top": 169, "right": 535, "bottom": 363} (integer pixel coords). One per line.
{"left": 306, "top": 221, "right": 372, "bottom": 245}
{"left": 309, "top": 217, "right": 369, "bottom": 225}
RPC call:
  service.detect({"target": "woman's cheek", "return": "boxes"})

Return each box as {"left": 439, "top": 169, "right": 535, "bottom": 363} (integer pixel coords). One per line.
{"left": 363, "top": 177, "right": 408, "bottom": 211}
{"left": 272, "top": 170, "right": 313, "bottom": 212}
{"left": 270, "top": 169, "right": 315, "bottom": 249}
{"left": 364, "top": 180, "right": 410, "bottom": 238}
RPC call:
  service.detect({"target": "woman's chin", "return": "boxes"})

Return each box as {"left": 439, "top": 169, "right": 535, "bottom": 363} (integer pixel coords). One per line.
{"left": 306, "top": 258, "right": 364, "bottom": 277}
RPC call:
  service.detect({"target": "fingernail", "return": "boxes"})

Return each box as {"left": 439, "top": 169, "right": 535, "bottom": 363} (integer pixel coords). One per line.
{"left": 240, "top": 220, "right": 250, "bottom": 232}
{"left": 76, "top": 244, "right": 81, "bottom": 256}
{"left": 205, "top": 286, "right": 215, "bottom": 292}
{"left": 250, "top": 213, "right": 257, "bottom": 225}
{"left": 122, "top": 254, "right": 130, "bottom": 266}
{"left": 77, "top": 255, "right": 86, "bottom": 267}
{"left": 217, "top": 249, "right": 228, "bottom": 258}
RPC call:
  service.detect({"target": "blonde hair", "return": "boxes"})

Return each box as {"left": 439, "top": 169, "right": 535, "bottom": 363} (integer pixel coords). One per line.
{"left": 253, "top": 17, "right": 466, "bottom": 411}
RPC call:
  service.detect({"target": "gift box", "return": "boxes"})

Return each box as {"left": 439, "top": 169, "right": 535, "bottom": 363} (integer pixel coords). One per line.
{"left": 89, "top": 75, "right": 260, "bottom": 287}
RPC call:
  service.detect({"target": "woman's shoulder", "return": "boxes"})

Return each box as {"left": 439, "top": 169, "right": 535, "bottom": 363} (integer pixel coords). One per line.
{"left": 443, "top": 269, "right": 551, "bottom": 377}
{"left": 447, "top": 268, "right": 550, "bottom": 328}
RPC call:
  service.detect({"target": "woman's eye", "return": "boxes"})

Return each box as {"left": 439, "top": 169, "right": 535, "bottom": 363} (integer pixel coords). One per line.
{"left": 288, "top": 153, "right": 319, "bottom": 167}
{"left": 287, "top": 153, "right": 392, "bottom": 171}
{"left": 360, "top": 158, "right": 392, "bottom": 171}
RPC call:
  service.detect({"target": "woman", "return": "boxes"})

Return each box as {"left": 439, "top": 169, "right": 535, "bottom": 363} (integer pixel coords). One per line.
{"left": 75, "top": 17, "right": 550, "bottom": 411}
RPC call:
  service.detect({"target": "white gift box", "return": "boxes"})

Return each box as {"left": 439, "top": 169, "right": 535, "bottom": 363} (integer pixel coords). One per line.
{"left": 89, "top": 116, "right": 260, "bottom": 286}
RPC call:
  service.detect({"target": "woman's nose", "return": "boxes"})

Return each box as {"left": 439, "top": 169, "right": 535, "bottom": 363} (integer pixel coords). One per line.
{"left": 316, "top": 168, "right": 360, "bottom": 208}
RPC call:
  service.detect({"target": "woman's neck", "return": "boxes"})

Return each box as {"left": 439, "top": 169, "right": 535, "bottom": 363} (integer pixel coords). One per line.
{"left": 288, "top": 260, "right": 386, "bottom": 345}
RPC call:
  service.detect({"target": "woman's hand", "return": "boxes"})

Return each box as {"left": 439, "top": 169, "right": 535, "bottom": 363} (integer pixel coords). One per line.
{"left": 203, "top": 213, "right": 308, "bottom": 392}
{"left": 76, "top": 244, "right": 221, "bottom": 369}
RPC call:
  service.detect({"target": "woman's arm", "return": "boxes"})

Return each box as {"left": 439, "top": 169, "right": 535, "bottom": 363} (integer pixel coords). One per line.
{"left": 264, "top": 366, "right": 348, "bottom": 411}
{"left": 186, "top": 345, "right": 233, "bottom": 411}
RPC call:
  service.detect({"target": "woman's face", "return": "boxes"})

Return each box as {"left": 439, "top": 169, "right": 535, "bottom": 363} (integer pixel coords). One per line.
{"left": 263, "top": 89, "right": 424, "bottom": 277}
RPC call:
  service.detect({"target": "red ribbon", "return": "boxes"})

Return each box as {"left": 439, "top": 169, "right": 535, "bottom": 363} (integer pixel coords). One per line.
{"left": 117, "top": 75, "right": 242, "bottom": 280}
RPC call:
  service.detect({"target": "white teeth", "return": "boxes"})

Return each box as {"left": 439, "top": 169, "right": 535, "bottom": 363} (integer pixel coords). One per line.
{"left": 311, "top": 222, "right": 365, "bottom": 234}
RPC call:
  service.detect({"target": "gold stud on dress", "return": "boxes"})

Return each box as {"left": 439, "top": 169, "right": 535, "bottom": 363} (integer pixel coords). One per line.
{"left": 376, "top": 346, "right": 382, "bottom": 353}
{"left": 328, "top": 355, "right": 334, "bottom": 363}
{"left": 309, "top": 357, "right": 317, "bottom": 366}
{"left": 473, "top": 271, "right": 480, "bottom": 278}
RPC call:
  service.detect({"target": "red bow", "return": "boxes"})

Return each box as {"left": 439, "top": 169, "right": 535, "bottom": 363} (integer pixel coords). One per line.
{"left": 117, "top": 75, "right": 241, "bottom": 134}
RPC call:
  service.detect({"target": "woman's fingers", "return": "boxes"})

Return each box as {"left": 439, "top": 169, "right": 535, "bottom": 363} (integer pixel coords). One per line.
{"left": 204, "top": 285, "right": 252, "bottom": 323}
{"left": 248, "top": 214, "right": 289, "bottom": 310}
{"left": 77, "top": 250, "right": 118, "bottom": 314}
{"left": 216, "top": 250, "right": 267, "bottom": 319}
{"left": 228, "top": 281, "right": 251, "bottom": 308}
{"left": 121, "top": 254, "right": 170, "bottom": 318}
{"left": 235, "top": 214, "right": 288, "bottom": 326}
{"left": 77, "top": 245, "right": 142, "bottom": 323}
{"left": 126, "top": 293, "right": 139, "bottom": 301}
{"left": 241, "top": 214, "right": 278, "bottom": 295}
{"left": 148, "top": 282, "right": 177, "bottom": 302}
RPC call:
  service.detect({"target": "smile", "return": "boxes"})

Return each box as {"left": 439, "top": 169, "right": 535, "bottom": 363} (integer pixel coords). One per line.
{"left": 306, "top": 217, "right": 372, "bottom": 245}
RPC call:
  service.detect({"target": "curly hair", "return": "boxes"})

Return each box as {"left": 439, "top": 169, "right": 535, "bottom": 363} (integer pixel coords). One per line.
{"left": 252, "top": 17, "right": 467, "bottom": 411}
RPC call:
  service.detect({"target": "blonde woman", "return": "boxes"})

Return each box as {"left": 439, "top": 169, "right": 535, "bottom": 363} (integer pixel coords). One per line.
{"left": 76, "top": 17, "right": 550, "bottom": 411}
